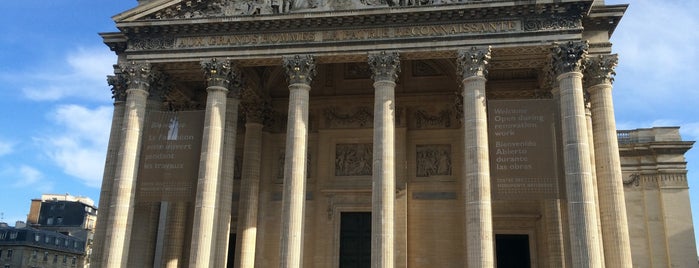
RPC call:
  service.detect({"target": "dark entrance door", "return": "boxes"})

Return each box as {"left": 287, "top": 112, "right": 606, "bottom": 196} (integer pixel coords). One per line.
{"left": 339, "top": 212, "right": 371, "bottom": 268}
{"left": 495, "top": 234, "right": 531, "bottom": 268}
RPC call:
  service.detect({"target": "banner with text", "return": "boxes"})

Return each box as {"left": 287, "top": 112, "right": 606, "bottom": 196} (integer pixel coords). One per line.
{"left": 488, "top": 99, "right": 559, "bottom": 200}
{"left": 137, "top": 110, "right": 204, "bottom": 202}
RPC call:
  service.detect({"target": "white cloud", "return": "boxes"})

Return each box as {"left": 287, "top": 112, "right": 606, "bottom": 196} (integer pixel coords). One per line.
{"left": 0, "top": 165, "right": 54, "bottom": 193}
{"left": 680, "top": 122, "right": 699, "bottom": 141}
{"left": 17, "top": 47, "right": 116, "bottom": 102}
{"left": 0, "top": 139, "right": 13, "bottom": 156}
{"left": 37, "top": 104, "right": 112, "bottom": 188}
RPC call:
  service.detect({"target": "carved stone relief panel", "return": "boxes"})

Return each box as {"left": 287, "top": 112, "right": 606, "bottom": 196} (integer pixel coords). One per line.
{"left": 323, "top": 106, "right": 373, "bottom": 129}
{"left": 416, "top": 144, "right": 452, "bottom": 177}
{"left": 335, "top": 143, "right": 373, "bottom": 176}
{"left": 408, "top": 106, "right": 455, "bottom": 129}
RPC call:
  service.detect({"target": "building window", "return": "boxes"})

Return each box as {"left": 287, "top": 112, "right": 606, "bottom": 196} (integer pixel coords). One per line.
{"left": 0, "top": 231, "right": 5, "bottom": 239}
{"left": 34, "top": 234, "right": 40, "bottom": 242}
{"left": 7, "top": 249, "right": 12, "bottom": 258}
{"left": 0, "top": 248, "right": 3, "bottom": 258}
{"left": 72, "top": 256, "right": 76, "bottom": 265}
{"left": 47, "top": 217, "right": 54, "bottom": 225}
{"left": 63, "top": 255, "right": 67, "bottom": 263}
{"left": 53, "top": 254, "right": 58, "bottom": 263}
{"left": 8, "top": 232, "right": 17, "bottom": 240}
{"left": 56, "top": 217, "right": 63, "bottom": 225}
{"left": 32, "top": 250, "right": 37, "bottom": 259}
{"left": 55, "top": 238, "right": 61, "bottom": 246}
{"left": 43, "top": 252, "right": 48, "bottom": 262}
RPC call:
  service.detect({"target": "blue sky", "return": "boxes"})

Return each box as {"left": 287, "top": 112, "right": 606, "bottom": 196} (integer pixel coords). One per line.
{"left": 1, "top": 0, "right": 698, "bottom": 252}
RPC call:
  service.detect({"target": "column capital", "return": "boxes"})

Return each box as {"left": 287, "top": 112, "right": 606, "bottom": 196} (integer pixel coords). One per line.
{"left": 283, "top": 54, "right": 316, "bottom": 85}
{"left": 107, "top": 65, "right": 127, "bottom": 102}
{"left": 368, "top": 51, "right": 401, "bottom": 82}
{"left": 202, "top": 58, "right": 238, "bottom": 90}
{"left": 457, "top": 46, "right": 491, "bottom": 79}
{"left": 551, "top": 40, "right": 589, "bottom": 75}
{"left": 120, "top": 61, "right": 151, "bottom": 91}
{"left": 584, "top": 54, "right": 618, "bottom": 87}
{"left": 241, "top": 88, "right": 269, "bottom": 124}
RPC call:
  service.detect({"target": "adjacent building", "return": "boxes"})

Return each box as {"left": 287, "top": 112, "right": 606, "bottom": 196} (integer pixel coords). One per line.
{"left": 92, "top": 0, "right": 697, "bottom": 267}
{"left": 0, "top": 223, "right": 86, "bottom": 268}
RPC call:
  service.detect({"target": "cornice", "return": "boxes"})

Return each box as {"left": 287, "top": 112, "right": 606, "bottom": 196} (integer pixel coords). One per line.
{"left": 582, "top": 4, "right": 627, "bottom": 37}
{"left": 618, "top": 141, "right": 695, "bottom": 157}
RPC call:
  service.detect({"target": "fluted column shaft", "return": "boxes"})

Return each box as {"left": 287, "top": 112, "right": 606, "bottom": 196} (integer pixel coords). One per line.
{"left": 235, "top": 121, "right": 264, "bottom": 268}
{"left": 586, "top": 54, "right": 633, "bottom": 267}
{"left": 586, "top": 103, "right": 606, "bottom": 267}
{"left": 368, "top": 51, "right": 399, "bottom": 268}
{"left": 92, "top": 71, "right": 127, "bottom": 267}
{"left": 235, "top": 90, "right": 267, "bottom": 268}
{"left": 190, "top": 59, "right": 236, "bottom": 267}
{"left": 279, "top": 55, "right": 315, "bottom": 268}
{"left": 103, "top": 62, "right": 151, "bottom": 268}
{"left": 457, "top": 47, "right": 494, "bottom": 267}
{"left": 163, "top": 202, "right": 187, "bottom": 268}
{"left": 552, "top": 41, "right": 603, "bottom": 268}
{"left": 215, "top": 93, "right": 241, "bottom": 268}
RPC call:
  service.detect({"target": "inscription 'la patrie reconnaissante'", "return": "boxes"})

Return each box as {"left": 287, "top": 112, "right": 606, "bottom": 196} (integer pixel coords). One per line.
{"left": 175, "top": 20, "right": 518, "bottom": 48}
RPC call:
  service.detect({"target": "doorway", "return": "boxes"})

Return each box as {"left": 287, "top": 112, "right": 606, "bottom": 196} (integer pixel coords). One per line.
{"left": 339, "top": 212, "right": 371, "bottom": 268}
{"left": 495, "top": 234, "right": 531, "bottom": 268}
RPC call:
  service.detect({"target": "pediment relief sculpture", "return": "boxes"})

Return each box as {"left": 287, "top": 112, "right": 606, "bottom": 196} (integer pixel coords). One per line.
{"left": 138, "top": 0, "right": 474, "bottom": 20}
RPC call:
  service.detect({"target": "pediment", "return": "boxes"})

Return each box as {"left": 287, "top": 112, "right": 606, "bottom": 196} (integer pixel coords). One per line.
{"left": 114, "top": 0, "right": 404, "bottom": 22}
{"left": 116, "top": 0, "right": 566, "bottom": 23}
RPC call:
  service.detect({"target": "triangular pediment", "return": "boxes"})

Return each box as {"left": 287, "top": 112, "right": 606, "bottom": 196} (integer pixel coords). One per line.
{"left": 114, "top": 0, "right": 404, "bottom": 22}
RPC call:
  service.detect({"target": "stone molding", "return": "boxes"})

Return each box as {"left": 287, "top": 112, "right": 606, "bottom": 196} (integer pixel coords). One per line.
{"left": 283, "top": 54, "right": 316, "bottom": 85}
{"left": 550, "top": 40, "right": 588, "bottom": 75}
{"left": 368, "top": 51, "right": 401, "bottom": 82}
{"left": 623, "top": 173, "right": 689, "bottom": 189}
{"left": 457, "top": 46, "right": 491, "bottom": 79}
{"left": 584, "top": 54, "right": 618, "bottom": 86}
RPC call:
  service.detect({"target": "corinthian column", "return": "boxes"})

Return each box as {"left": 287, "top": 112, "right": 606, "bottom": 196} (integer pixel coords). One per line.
{"left": 214, "top": 67, "right": 243, "bottom": 268}
{"left": 102, "top": 61, "right": 151, "bottom": 268}
{"left": 368, "top": 51, "right": 400, "bottom": 268}
{"left": 457, "top": 46, "right": 494, "bottom": 267}
{"left": 189, "top": 58, "right": 236, "bottom": 267}
{"left": 551, "top": 41, "right": 603, "bottom": 268}
{"left": 585, "top": 54, "right": 633, "bottom": 267}
{"left": 235, "top": 89, "right": 267, "bottom": 268}
{"left": 92, "top": 67, "right": 127, "bottom": 268}
{"left": 279, "top": 54, "right": 315, "bottom": 268}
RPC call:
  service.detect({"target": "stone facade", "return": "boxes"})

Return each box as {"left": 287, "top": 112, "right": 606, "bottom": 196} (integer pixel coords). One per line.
{"left": 92, "top": 0, "right": 698, "bottom": 267}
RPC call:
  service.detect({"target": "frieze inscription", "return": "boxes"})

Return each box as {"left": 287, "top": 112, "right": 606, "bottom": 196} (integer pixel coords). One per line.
{"left": 169, "top": 21, "right": 519, "bottom": 50}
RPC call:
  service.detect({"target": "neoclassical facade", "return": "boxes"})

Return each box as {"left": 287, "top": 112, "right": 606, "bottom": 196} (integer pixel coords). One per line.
{"left": 92, "top": 0, "right": 698, "bottom": 267}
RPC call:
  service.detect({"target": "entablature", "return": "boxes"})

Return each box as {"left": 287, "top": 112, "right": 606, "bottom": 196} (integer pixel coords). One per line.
{"left": 103, "top": 0, "right": 594, "bottom": 63}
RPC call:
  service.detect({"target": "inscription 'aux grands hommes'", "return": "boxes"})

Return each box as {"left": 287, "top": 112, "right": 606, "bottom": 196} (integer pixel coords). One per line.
{"left": 176, "top": 20, "right": 518, "bottom": 48}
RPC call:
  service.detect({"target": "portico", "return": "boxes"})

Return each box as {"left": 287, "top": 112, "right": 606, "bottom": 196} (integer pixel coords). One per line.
{"left": 92, "top": 1, "right": 650, "bottom": 267}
